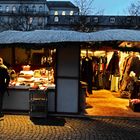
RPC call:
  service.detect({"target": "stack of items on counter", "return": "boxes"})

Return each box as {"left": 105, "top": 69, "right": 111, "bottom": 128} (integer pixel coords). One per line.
{"left": 9, "top": 65, "right": 54, "bottom": 90}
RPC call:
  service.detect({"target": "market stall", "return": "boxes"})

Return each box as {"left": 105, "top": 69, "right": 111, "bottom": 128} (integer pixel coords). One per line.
{"left": 3, "top": 64, "right": 55, "bottom": 112}
{"left": 0, "top": 29, "right": 140, "bottom": 115}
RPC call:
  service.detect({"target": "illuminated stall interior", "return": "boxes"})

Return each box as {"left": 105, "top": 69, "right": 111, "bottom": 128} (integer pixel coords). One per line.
{"left": 0, "top": 45, "right": 56, "bottom": 89}
{"left": 80, "top": 41, "right": 140, "bottom": 116}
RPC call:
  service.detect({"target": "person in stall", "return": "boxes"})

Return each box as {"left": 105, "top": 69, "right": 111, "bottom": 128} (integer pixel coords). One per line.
{"left": 0, "top": 57, "right": 10, "bottom": 118}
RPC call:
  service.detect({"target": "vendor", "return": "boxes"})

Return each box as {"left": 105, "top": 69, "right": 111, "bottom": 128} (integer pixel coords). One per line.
{"left": 8, "top": 67, "right": 17, "bottom": 81}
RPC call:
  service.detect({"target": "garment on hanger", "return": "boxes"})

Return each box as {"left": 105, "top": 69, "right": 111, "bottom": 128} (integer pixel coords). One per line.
{"left": 106, "top": 51, "right": 120, "bottom": 91}
{"left": 81, "top": 56, "right": 93, "bottom": 94}
{"left": 107, "top": 51, "right": 120, "bottom": 76}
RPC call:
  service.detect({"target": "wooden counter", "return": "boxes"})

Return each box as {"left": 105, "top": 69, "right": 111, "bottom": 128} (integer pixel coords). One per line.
{"left": 3, "top": 85, "right": 55, "bottom": 112}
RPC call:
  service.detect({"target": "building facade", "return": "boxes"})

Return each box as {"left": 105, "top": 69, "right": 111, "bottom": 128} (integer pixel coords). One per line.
{"left": 0, "top": 0, "right": 140, "bottom": 32}
{"left": 0, "top": 0, "right": 79, "bottom": 31}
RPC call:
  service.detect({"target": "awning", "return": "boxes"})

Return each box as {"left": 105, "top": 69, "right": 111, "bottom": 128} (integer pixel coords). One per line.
{"left": 0, "top": 29, "right": 140, "bottom": 44}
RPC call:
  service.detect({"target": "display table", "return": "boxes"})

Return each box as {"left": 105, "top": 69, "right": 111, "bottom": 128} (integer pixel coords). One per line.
{"left": 3, "top": 85, "right": 55, "bottom": 112}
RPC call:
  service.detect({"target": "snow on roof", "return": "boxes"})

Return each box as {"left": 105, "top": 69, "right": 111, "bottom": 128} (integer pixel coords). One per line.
{"left": 0, "top": 29, "right": 140, "bottom": 44}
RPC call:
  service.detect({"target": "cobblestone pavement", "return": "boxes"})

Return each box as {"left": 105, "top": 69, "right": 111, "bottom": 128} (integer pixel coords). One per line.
{"left": 0, "top": 115, "right": 140, "bottom": 140}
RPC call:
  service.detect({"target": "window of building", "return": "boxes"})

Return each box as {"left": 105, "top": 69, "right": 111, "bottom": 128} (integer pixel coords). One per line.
{"left": 86, "top": 17, "right": 90, "bottom": 23}
{"left": 38, "top": 17, "right": 43, "bottom": 25}
{"left": 70, "top": 11, "right": 74, "bottom": 15}
{"left": 93, "top": 17, "right": 98, "bottom": 23}
{"left": 70, "top": 17, "right": 74, "bottom": 23}
{"left": 12, "top": 6, "right": 16, "bottom": 13}
{"left": 5, "top": 17, "right": 8, "bottom": 23}
{"left": 39, "top": 6, "right": 43, "bottom": 13}
{"left": 54, "top": 11, "right": 58, "bottom": 15}
{"left": 6, "top": 6, "right": 9, "bottom": 12}
{"left": 0, "top": 17, "right": 4, "bottom": 22}
{"left": 54, "top": 16, "right": 59, "bottom": 22}
{"left": 0, "top": 17, "right": 4, "bottom": 25}
{"left": 126, "top": 17, "right": 131, "bottom": 24}
{"left": 29, "top": 17, "right": 33, "bottom": 24}
{"left": 26, "top": 6, "right": 29, "bottom": 12}
{"left": 19, "top": 6, "right": 22, "bottom": 13}
{"left": 32, "top": 5, "right": 36, "bottom": 13}
{"left": 110, "top": 17, "right": 115, "bottom": 23}
{"left": 62, "top": 11, "right": 66, "bottom": 15}
{"left": 23, "top": 6, "right": 28, "bottom": 13}
{"left": 44, "top": 17, "right": 48, "bottom": 25}
{"left": 0, "top": 6, "right": 2, "bottom": 12}
{"left": 8, "top": 17, "right": 12, "bottom": 24}
{"left": 0, "top": 17, "right": 2, "bottom": 24}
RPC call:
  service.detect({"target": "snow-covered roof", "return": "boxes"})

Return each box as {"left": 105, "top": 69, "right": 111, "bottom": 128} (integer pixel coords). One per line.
{"left": 0, "top": 29, "right": 140, "bottom": 44}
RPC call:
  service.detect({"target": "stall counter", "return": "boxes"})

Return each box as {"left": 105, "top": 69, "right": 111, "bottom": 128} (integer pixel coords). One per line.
{"left": 3, "top": 85, "right": 55, "bottom": 112}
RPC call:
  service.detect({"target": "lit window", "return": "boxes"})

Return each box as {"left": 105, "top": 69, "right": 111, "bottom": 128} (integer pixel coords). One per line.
{"left": 6, "top": 6, "right": 9, "bottom": 12}
{"left": 54, "top": 11, "right": 58, "bottom": 15}
{"left": 70, "top": 11, "right": 74, "bottom": 15}
{"left": 110, "top": 17, "right": 115, "bottom": 23}
{"left": 12, "top": 6, "right": 16, "bottom": 12}
{"left": 62, "top": 11, "right": 65, "bottom": 15}
{"left": 54, "top": 16, "right": 59, "bottom": 22}
{"left": 0, "top": 6, "right": 2, "bottom": 12}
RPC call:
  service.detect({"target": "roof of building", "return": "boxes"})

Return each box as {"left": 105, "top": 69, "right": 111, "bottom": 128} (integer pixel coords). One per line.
{"left": 0, "top": 29, "right": 140, "bottom": 45}
{"left": 47, "top": 1, "right": 78, "bottom": 9}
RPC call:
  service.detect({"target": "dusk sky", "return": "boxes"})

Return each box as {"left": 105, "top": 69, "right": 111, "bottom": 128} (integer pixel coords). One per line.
{"left": 91, "top": 0, "right": 134, "bottom": 15}
{"left": 48, "top": 0, "right": 137, "bottom": 15}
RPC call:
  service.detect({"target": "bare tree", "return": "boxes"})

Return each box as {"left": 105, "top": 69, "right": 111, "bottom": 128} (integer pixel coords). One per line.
{"left": 0, "top": 15, "right": 34, "bottom": 31}
{"left": 128, "top": 1, "right": 140, "bottom": 16}
{"left": 73, "top": 0, "right": 104, "bottom": 32}
{"left": 127, "top": 1, "right": 140, "bottom": 29}
{"left": 74, "top": 0, "right": 104, "bottom": 15}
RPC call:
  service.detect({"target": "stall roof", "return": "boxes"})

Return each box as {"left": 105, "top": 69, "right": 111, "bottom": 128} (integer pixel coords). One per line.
{"left": 0, "top": 29, "right": 140, "bottom": 44}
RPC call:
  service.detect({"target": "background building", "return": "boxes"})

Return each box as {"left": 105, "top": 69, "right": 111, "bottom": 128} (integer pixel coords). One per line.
{"left": 0, "top": 0, "right": 139, "bottom": 32}
{"left": 0, "top": 0, "right": 79, "bottom": 31}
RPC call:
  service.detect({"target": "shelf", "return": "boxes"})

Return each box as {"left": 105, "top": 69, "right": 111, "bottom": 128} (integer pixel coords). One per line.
{"left": 29, "top": 89, "right": 48, "bottom": 118}
{"left": 30, "top": 100, "right": 47, "bottom": 104}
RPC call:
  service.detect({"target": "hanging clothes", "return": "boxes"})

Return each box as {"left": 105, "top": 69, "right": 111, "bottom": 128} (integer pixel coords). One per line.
{"left": 107, "top": 51, "right": 120, "bottom": 76}
{"left": 81, "top": 57, "right": 93, "bottom": 94}
{"left": 128, "top": 56, "right": 140, "bottom": 78}
{"left": 107, "top": 51, "right": 120, "bottom": 92}
{"left": 120, "top": 55, "right": 134, "bottom": 91}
